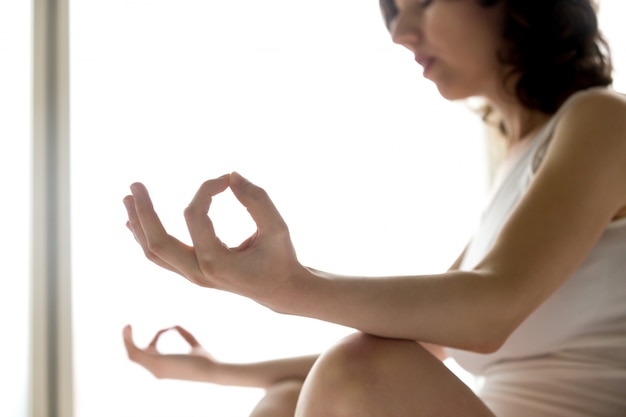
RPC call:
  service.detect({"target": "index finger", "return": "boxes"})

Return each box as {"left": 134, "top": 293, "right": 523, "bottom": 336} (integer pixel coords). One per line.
{"left": 147, "top": 327, "right": 176, "bottom": 350}
{"left": 184, "top": 174, "right": 230, "bottom": 256}
{"left": 228, "top": 172, "right": 288, "bottom": 233}
{"left": 173, "top": 325, "right": 202, "bottom": 347}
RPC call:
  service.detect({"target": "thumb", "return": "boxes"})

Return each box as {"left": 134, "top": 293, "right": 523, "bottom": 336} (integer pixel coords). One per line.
{"left": 123, "top": 325, "right": 139, "bottom": 356}
{"left": 229, "top": 172, "right": 287, "bottom": 233}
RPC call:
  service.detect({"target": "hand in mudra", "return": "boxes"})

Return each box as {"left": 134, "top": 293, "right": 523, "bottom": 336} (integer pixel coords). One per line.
{"left": 123, "top": 172, "right": 306, "bottom": 309}
{"left": 123, "top": 324, "right": 218, "bottom": 381}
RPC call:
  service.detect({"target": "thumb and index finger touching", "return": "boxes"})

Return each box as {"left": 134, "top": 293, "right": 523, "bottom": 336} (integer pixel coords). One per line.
{"left": 129, "top": 172, "right": 284, "bottom": 238}
{"left": 185, "top": 172, "right": 286, "bottom": 247}
{"left": 228, "top": 172, "right": 287, "bottom": 233}
{"left": 126, "top": 172, "right": 284, "bottom": 242}
{"left": 123, "top": 324, "right": 202, "bottom": 353}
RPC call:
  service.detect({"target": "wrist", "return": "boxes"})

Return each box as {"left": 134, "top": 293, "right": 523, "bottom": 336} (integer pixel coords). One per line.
{"left": 265, "top": 264, "right": 326, "bottom": 317}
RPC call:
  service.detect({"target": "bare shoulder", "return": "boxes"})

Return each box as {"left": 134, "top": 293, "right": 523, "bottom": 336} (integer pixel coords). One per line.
{"left": 557, "top": 89, "right": 626, "bottom": 139}
{"left": 566, "top": 87, "right": 626, "bottom": 110}
{"left": 544, "top": 88, "right": 626, "bottom": 218}
{"left": 548, "top": 89, "right": 626, "bottom": 163}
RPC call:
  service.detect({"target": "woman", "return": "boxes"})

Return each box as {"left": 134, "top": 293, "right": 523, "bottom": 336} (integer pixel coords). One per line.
{"left": 122, "top": 0, "right": 626, "bottom": 416}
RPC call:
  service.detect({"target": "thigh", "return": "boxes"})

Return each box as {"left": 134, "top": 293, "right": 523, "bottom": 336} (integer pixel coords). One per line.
{"left": 295, "top": 333, "right": 497, "bottom": 417}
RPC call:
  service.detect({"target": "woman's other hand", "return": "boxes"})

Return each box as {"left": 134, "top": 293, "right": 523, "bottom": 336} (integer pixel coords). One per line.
{"left": 123, "top": 324, "right": 219, "bottom": 382}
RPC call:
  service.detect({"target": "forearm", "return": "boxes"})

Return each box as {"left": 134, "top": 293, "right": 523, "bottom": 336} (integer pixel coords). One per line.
{"left": 280, "top": 268, "right": 510, "bottom": 353}
{"left": 212, "top": 354, "right": 319, "bottom": 389}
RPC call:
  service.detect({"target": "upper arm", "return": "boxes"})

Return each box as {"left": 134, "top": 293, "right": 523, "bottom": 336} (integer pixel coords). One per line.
{"left": 475, "top": 90, "right": 626, "bottom": 336}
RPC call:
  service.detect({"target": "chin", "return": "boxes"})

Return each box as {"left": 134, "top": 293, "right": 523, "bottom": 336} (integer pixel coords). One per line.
{"left": 435, "top": 86, "right": 469, "bottom": 101}
{"left": 433, "top": 82, "right": 475, "bottom": 102}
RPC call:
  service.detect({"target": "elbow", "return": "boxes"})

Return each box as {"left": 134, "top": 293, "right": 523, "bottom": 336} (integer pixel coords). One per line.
{"left": 463, "top": 270, "right": 528, "bottom": 354}
{"left": 477, "top": 310, "right": 528, "bottom": 354}
{"left": 472, "top": 307, "right": 521, "bottom": 354}
{"left": 470, "top": 331, "right": 507, "bottom": 354}
{"left": 456, "top": 328, "right": 506, "bottom": 354}
{"left": 462, "top": 306, "right": 519, "bottom": 354}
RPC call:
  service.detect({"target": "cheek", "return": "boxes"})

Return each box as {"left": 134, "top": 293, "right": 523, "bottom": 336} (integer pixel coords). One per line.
{"left": 448, "top": 29, "right": 502, "bottom": 77}
{"left": 431, "top": 6, "right": 502, "bottom": 61}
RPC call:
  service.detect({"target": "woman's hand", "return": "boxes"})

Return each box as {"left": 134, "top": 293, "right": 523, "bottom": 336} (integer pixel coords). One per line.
{"left": 123, "top": 172, "right": 308, "bottom": 310}
{"left": 124, "top": 325, "right": 320, "bottom": 388}
{"left": 123, "top": 324, "right": 219, "bottom": 382}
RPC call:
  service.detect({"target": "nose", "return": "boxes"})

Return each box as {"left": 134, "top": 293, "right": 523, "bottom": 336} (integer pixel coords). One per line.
{"left": 390, "top": 13, "right": 422, "bottom": 52}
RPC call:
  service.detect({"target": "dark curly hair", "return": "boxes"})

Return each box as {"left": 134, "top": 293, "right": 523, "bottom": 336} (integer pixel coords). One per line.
{"left": 379, "top": 0, "right": 613, "bottom": 115}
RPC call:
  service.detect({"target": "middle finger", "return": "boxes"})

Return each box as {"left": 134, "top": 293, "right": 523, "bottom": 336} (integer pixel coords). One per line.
{"left": 129, "top": 183, "right": 205, "bottom": 283}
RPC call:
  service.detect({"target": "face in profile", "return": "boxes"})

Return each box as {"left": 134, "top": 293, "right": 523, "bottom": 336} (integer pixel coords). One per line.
{"left": 389, "top": 0, "right": 507, "bottom": 101}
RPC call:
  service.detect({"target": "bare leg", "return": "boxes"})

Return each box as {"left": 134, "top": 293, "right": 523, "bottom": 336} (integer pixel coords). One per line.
{"left": 295, "top": 333, "right": 497, "bottom": 417}
{"left": 249, "top": 379, "right": 303, "bottom": 417}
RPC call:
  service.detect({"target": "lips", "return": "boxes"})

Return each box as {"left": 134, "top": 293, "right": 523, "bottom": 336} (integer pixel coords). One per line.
{"left": 414, "top": 54, "right": 435, "bottom": 73}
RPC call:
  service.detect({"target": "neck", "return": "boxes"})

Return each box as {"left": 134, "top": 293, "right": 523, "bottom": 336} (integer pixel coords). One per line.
{"left": 486, "top": 89, "right": 551, "bottom": 147}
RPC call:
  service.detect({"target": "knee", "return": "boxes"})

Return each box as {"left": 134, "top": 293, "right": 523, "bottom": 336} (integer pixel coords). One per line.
{"left": 314, "top": 332, "right": 411, "bottom": 380}
{"left": 296, "top": 333, "right": 418, "bottom": 416}
{"left": 321, "top": 332, "right": 394, "bottom": 376}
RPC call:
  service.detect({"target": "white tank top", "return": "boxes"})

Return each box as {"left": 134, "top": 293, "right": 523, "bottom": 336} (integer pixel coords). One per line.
{"left": 447, "top": 88, "right": 626, "bottom": 375}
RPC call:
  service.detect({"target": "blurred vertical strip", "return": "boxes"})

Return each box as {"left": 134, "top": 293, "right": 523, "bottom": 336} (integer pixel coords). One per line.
{"left": 31, "top": 0, "right": 73, "bottom": 417}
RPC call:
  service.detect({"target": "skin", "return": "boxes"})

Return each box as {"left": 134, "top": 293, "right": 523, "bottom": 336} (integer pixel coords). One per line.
{"left": 392, "top": 0, "right": 506, "bottom": 100}
{"left": 122, "top": 325, "right": 316, "bottom": 388}
{"left": 392, "top": 0, "right": 551, "bottom": 141}
{"left": 123, "top": 0, "right": 626, "bottom": 415}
